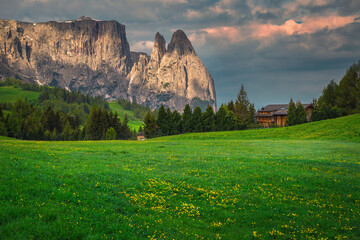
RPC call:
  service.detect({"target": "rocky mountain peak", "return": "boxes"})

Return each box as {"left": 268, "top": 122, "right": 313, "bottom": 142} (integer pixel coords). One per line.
{"left": 0, "top": 18, "right": 216, "bottom": 112}
{"left": 167, "top": 29, "right": 194, "bottom": 55}
{"left": 150, "top": 32, "right": 166, "bottom": 62}
{"left": 76, "top": 16, "right": 99, "bottom": 21}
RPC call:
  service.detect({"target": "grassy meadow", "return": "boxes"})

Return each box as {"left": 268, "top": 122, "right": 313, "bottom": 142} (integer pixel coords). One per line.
{"left": 108, "top": 102, "right": 143, "bottom": 131}
{"left": 0, "top": 86, "right": 41, "bottom": 103}
{"left": 0, "top": 114, "right": 359, "bottom": 239}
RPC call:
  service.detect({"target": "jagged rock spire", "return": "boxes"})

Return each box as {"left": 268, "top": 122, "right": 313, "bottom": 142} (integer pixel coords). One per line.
{"left": 150, "top": 32, "right": 166, "bottom": 69}
{"left": 167, "top": 30, "right": 195, "bottom": 55}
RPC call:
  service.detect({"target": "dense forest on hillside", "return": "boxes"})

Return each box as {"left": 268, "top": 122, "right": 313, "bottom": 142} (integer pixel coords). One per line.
{"left": 0, "top": 78, "right": 134, "bottom": 140}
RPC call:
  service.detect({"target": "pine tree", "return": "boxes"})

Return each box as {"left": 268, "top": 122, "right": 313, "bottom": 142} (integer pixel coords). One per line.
{"left": 121, "top": 114, "right": 132, "bottom": 140}
{"left": 61, "top": 120, "right": 72, "bottom": 140}
{"left": 295, "top": 101, "right": 308, "bottom": 124}
{"left": 215, "top": 105, "right": 227, "bottom": 131}
{"left": 246, "top": 103, "right": 256, "bottom": 126}
{"left": 227, "top": 100, "right": 235, "bottom": 112}
{"left": 86, "top": 105, "right": 100, "bottom": 140}
{"left": 337, "top": 61, "right": 360, "bottom": 114}
{"left": 192, "top": 106, "right": 203, "bottom": 132}
{"left": 318, "top": 79, "right": 338, "bottom": 107}
{"left": 225, "top": 111, "right": 237, "bottom": 130}
{"left": 235, "top": 84, "right": 250, "bottom": 121}
{"left": 166, "top": 108, "right": 173, "bottom": 135}
{"left": 157, "top": 105, "right": 168, "bottom": 136}
{"left": 182, "top": 104, "right": 193, "bottom": 133}
{"left": 143, "top": 110, "right": 157, "bottom": 138}
{"left": 203, "top": 105, "right": 215, "bottom": 132}
{"left": 286, "top": 99, "right": 297, "bottom": 126}
{"left": 171, "top": 110, "right": 182, "bottom": 135}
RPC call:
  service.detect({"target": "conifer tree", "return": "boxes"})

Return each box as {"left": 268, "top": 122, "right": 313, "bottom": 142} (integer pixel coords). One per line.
{"left": 182, "top": 104, "right": 193, "bottom": 133}
{"left": 246, "top": 103, "right": 256, "bottom": 126}
{"left": 235, "top": 84, "right": 250, "bottom": 121}
{"left": 192, "top": 106, "right": 203, "bottom": 132}
{"left": 112, "top": 112, "right": 122, "bottom": 139}
{"left": 61, "top": 120, "right": 72, "bottom": 140}
{"left": 215, "top": 105, "right": 227, "bottom": 131}
{"left": 225, "top": 111, "right": 237, "bottom": 130}
{"left": 337, "top": 61, "right": 360, "bottom": 114}
{"left": 171, "top": 110, "right": 182, "bottom": 135}
{"left": 121, "top": 114, "right": 132, "bottom": 140}
{"left": 143, "top": 110, "right": 157, "bottom": 138}
{"left": 286, "top": 99, "right": 297, "bottom": 126}
{"left": 203, "top": 105, "right": 215, "bottom": 132}
{"left": 157, "top": 105, "right": 168, "bottom": 136}
{"left": 227, "top": 100, "right": 235, "bottom": 112}
{"left": 295, "top": 101, "right": 308, "bottom": 124}
{"left": 166, "top": 108, "right": 172, "bottom": 135}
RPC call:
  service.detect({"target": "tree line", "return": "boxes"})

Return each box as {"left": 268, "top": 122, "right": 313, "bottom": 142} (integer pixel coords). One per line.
{"left": 0, "top": 78, "right": 134, "bottom": 140}
{"left": 142, "top": 84, "right": 257, "bottom": 138}
{"left": 311, "top": 61, "right": 360, "bottom": 121}
{"left": 0, "top": 99, "right": 134, "bottom": 141}
{"left": 1, "top": 77, "right": 109, "bottom": 124}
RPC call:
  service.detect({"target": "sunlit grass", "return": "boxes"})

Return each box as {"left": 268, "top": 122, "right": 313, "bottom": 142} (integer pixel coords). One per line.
{"left": 0, "top": 86, "right": 41, "bottom": 103}
{"left": 0, "top": 114, "right": 359, "bottom": 239}
{"left": 108, "top": 102, "right": 143, "bottom": 131}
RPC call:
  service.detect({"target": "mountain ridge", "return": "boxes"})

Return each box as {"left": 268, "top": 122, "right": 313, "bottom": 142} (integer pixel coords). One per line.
{"left": 0, "top": 17, "right": 216, "bottom": 111}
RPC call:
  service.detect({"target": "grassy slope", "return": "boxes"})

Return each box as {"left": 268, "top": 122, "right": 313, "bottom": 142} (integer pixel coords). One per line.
{"left": 166, "top": 113, "right": 360, "bottom": 142}
{"left": 0, "top": 86, "right": 41, "bottom": 103}
{"left": 0, "top": 115, "right": 359, "bottom": 239}
{"left": 108, "top": 102, "right": 143, "bottom": 131}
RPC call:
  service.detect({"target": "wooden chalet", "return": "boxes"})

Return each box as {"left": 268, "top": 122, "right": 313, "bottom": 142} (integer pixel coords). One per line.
{"left": 255, "top": 104, "right": 313, "bottom": 127}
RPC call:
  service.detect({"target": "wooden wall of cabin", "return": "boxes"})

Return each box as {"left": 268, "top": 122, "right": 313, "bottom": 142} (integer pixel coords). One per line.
{"left": 305, "top": 108, "right": 313, "bottom": 122}
{"left": 256, "top": 116, "right": 272, "bottom": 127}
{"left": 274, "top": 116, "right": 287, "bottom": 126}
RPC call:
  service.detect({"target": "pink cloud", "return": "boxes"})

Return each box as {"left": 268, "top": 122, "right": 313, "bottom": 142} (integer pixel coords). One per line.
{"left": 201, "top": 26, "right": 246, "bottom": 43}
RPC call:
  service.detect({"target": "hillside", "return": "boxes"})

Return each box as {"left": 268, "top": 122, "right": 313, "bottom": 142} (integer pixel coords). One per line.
{"left": 0, "top": 82, "right": 143, "bottom": 130}
{"left": 166, "top": 113, "right": 360, "bottom": 142}
{"left": 0, "top": 115, "right": 359, "bottom": 239}
{"left": 0, "top": 86, "right": 41, "bottom": 103}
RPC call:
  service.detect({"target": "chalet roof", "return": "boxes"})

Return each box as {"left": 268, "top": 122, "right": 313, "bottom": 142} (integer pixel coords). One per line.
{"left": 272, "top": 109, "right": 288, "bottom": 116}
{"left": 259, "top": 104, "right": 288, "bottom": 112}
{"left": 255, "top": 103, "right": 313, "bottom": 117}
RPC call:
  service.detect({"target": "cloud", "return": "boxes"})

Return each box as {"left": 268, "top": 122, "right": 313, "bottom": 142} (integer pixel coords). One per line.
{"left": 131, "top": 41, "right": 154, "bottom": 53}
{"left": 191, "top": 14, "right": 359, "bottom": 46}
{"left": 252, "top": 15, "right": 358, "bottom": 38}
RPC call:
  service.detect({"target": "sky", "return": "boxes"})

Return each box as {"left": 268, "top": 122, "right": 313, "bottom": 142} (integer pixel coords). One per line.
{"left": 1, "top": 0, "right": 360, "bottom": 109}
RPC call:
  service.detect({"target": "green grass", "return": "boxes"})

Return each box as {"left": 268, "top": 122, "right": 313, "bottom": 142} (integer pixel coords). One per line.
{"left": 0, "top": 86, "right": 41, "bottom": 103}
{"left": 0, "top": 115, "right": 359, "bottom": 239}
{"left": 109, "top": 102, "right": 143, "bottom": 131}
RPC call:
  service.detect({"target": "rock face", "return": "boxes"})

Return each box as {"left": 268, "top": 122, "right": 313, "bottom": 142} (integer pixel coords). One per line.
{"left": 0, "top": 17, "right": 216, "bottom": 111}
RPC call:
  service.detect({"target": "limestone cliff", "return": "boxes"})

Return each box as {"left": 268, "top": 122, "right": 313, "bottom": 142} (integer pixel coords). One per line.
{"left": 129, "top": 30, "right": 216, "bottom": 111}
{"left": 0, "top": 17, "right": 216, "bottom": 111}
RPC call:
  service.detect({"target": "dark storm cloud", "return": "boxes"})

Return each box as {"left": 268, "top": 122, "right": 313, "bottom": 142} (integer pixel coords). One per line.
{"left": 1, "top": 0, "right": 359, "bottom": 108}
